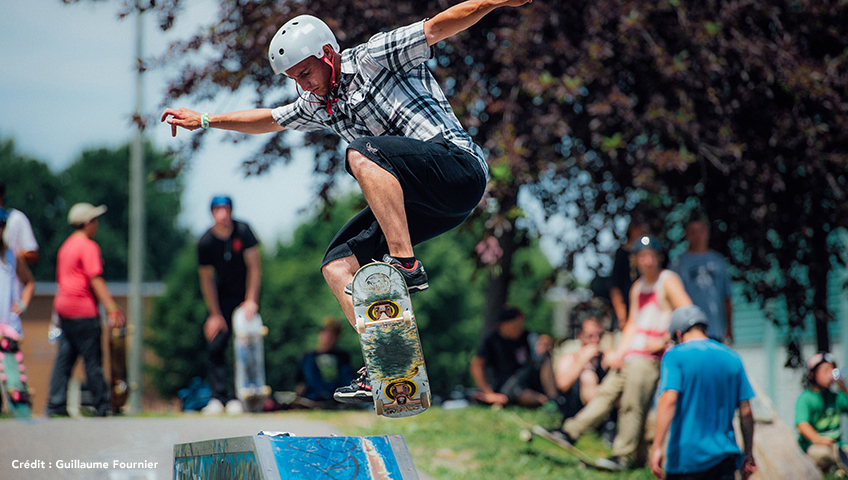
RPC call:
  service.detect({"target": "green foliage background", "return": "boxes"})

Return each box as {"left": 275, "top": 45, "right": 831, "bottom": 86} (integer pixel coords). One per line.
{"left": 147, "top": 194, "right": 554, "bottom": 398}
{"left": 0, "top": 138, "right": 190, "bottom": 281}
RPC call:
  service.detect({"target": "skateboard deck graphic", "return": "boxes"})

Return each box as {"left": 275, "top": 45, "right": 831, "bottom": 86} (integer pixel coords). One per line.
{"left": 352, "top": 262, "right": 430, "bottom": 418}
{"left": 109, "top": 327, "right": 128, "bottom": 413}
{"left": 233, "top": 307, "right": 271, "bottom": 412}
{"left": 510, "top": 412, "right": 619, "bottom": 471}
{"left": 0, "top": 324, "right": 31, "bottom": 418}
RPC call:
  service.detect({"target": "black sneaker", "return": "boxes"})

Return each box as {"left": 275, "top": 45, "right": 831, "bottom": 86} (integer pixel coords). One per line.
{"left": 547, "top": 428, "right": 576, "bottom": 445}
{"left": 383, "top": 254, "right": 428, "bottom": 293}
{"left": 594, "top": 456, "right": 629, "bottom": 471}
{"left": 334, "top": 367, "right": 373, "bottom": 404}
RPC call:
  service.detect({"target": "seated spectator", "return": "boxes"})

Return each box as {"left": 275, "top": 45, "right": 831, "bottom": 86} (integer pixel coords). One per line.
{"left": 296, "top": 317, "right": 355, "bottom": 403}
{"left": 470, "top": 306, "right": 558, "bottom": 407}
{"left": 796, "top": 352, "right": 848, "bottom": 472}
{"left": 554, "top": 316, "right": 609, "bottom": 418}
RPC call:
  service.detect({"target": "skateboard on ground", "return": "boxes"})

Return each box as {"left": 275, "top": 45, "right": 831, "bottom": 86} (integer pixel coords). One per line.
{"left": 352, "top": 262, "right": 430, "bottom": 418}
{"left": 109, "top": 326, "right": 128, "bottom": 413}
{"left": 0, "top": 323, "right": 31, "bottom": 418}
{"left": 510, "top": 412, "right": 620, "bottom": 471}
{"left": 232, "top": 306, "right": 271, "bottom": 412}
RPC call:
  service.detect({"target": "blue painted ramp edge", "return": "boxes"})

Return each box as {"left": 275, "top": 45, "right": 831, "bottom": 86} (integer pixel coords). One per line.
{"left": 174, "top": 434, "right": 419, "bottom": 480}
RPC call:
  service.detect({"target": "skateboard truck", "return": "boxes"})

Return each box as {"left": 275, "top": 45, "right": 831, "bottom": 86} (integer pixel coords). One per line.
{"left": 356, "top": 310, "right": 413, "bottom": 334}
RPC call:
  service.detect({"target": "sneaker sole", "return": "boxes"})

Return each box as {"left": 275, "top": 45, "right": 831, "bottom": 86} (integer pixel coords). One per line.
{"left": 333, "top": 392, "right": 374, "bottom": 404}
{"left": 406, "top": 282, "right": 429, "bottom": 293}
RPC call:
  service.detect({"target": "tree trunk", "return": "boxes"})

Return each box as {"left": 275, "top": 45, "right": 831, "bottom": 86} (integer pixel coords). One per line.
{"left": 811, "top": 227, "right": 831, "bottom": 353}
{"left": 480, "top": 228, "right": 518, "bottom": 342}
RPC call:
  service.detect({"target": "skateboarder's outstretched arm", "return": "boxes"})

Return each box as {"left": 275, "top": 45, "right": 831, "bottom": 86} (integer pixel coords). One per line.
{"left": 160, "top": 108, "right": 284, "bottom": 138}
{"left": 424, "top": 0, "right": 534, "bottom": 47}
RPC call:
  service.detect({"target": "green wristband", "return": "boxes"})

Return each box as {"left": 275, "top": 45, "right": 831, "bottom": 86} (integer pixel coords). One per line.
{"left": 201, "top": 113, "right": 210, "bottom": 129}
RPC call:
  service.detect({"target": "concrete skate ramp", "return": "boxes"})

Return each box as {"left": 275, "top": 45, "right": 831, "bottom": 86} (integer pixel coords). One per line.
{"left": 174, "top": 432, "right": 420, "bottom": 479}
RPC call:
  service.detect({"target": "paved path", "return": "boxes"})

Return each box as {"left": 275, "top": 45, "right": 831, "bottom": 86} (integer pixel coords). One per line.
{"left": 0, "top": 414, "right": 436, "bottom": 480}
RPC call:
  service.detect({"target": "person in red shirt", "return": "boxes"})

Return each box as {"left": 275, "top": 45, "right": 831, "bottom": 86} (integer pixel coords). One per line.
{"left": 46, "top": 203, "right": 125, "bottom": 417}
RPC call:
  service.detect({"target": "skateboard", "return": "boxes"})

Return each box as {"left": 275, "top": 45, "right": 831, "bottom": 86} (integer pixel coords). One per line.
{"left": 0, "top": 323, "right": 31, "bottom": 418}
{"left": 352, "top": 262, "right": 430, "bottom": 418}
{"left": 232, "top": 306, "right": 271, "bottom": 412}
{"left": 509, "top": 412, "right": 620, "bottom": 471}
{"left": 109, "top": 326, "right": 128, "bottom": 413}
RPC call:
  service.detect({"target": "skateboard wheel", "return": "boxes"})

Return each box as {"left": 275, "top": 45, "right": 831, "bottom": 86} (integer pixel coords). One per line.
{"left": 374, "top": 399, "right": 384, "bottom": 416}
{"left": 356, "top": 316, "right": 366, "bottom": 334}
{"left": 519, "top": 429, "right": 533, "bottom": 443}
{"left": 403, "top": 310, "right": 413, "bottom": 327}
{"left": 260, "top": 326, "right": 269, "bottom": 336}
{"left": 261, "top": 385, "right": 272, "bottom": 396}
{"left": 420, "top": 391, "right": 430, "bottom": 409}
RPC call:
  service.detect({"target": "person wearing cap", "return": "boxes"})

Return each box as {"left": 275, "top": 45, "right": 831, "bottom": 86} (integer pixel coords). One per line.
{"left": 557, "top": 235, "right": 692, "bottom": 471}
{"left": 650, "top": 305, "right": 756, "bottom": 480}
{"left": 469, "top": 306, "right": 558, "bottom": 407}
{"left": 196, "top": 195, "right": 260, "bottom": 415}
{"left": 46, "top": 203, "right": 126, "bottom": 417}
{"left": 670, "top": 217, "right": 734, "bottom": 344}
{"left": 0, "top": 207, "right": 35, "bottom": 337}
{"left": 161, "top": 0, "right": 532, "bottom": 403}
{"left": 795, "top": 352, "right": 848, "bottom": 471}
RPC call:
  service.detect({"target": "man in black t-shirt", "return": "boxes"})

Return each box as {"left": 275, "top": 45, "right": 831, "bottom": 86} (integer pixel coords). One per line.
{"left": 469, "top": 307, "right": 557, "bottom": 407}
{"left": 197, "top": 195, "right": 261, "bottom": 413}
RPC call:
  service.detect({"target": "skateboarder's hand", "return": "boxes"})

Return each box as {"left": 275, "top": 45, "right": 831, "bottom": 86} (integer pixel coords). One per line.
{"left": 161, "top": 108, "right": 202, "bottom": 137}
{"left": 649, "top": 446, "right": 665, "bottom": 479}
{"left": 204, "top": 314, "right": 228, "bottom": 342}
{"left": 240, "top": 300, "right": 258, "bottom": 320}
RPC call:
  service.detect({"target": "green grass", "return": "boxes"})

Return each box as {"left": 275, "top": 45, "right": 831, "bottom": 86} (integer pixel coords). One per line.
{"left": 318, "top": 405, "right": 655, "bottom": 480}
{"left": 313, "top": 405, "right": 844, "bottom": 480}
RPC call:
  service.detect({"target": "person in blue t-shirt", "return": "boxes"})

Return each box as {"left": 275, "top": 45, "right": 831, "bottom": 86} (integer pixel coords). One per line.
{"left": 670, "top": 218, "right": 734, "bottom": 344}
{"left": 650, "top": 305, "right": 756, "bottom": 480}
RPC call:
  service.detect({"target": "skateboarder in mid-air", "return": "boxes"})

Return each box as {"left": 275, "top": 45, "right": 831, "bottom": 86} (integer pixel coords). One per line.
{"left": 162, "top": 0, "right": 533, "bottom": 403}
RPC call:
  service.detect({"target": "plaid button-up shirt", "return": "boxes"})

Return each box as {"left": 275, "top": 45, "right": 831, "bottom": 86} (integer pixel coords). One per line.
{"left": 271, "top": 20, "right": 488, "bottom": 176}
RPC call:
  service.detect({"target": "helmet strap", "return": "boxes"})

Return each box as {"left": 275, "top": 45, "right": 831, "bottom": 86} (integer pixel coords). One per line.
{"left": 321, "top": 50, "right": 340, "bottom": 115}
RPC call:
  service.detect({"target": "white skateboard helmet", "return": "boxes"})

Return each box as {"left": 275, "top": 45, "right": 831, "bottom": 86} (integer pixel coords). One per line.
{"left": 268, "top": 15, "right": 339, "bottom": 76}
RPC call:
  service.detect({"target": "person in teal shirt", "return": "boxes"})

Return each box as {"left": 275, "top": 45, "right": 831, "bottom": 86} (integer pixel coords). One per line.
{"left": 651, "top": 305, "right": 756, "bottom": 480}
{"left": 796, "top": 352, "right": 848, "bottom": 471}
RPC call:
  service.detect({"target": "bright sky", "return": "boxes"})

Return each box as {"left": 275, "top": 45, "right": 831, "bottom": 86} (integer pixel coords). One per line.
{"left": 0, "top": 0, "right": 319, "bottom": 245}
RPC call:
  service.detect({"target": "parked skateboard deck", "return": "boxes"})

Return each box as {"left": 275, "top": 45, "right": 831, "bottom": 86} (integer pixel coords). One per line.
{"left": 510, "top": 412, "right": 620, "bottom": 471}
{"left": 0, "top": 324, "right": 31, "bottom": 418}
{"left": 108, "top": 326, "right": 128, "bottom": 413}
{"left": 232, "top": 306, "right": 271, "bottom": 412}
{"left": 352, "top": 262, "right": 430, "bottom": 418}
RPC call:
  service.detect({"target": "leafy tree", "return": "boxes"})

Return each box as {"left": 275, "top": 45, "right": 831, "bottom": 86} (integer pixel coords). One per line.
{"left": 75, "top": 0, "right": 848, "bottom": 364}
{"left": 61, "top": 142, "right": 190, "bottom": 281}
{"left": 0, "top": 138, "right": 190, "bottom": 282}
{"left": 0, "top": 139, "right": 63, "bottom": 280}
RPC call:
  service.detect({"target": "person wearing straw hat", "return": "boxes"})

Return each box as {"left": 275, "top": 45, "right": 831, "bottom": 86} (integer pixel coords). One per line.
{"left": 45, "top": 203, "right": 125, "bottom": 417}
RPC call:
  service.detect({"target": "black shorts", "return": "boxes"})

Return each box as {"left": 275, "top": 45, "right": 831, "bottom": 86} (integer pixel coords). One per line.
{"left": 321, "top": 134, "right": 487, "bottom": 268}
{"left": 666, "top": 455, "right": 738, "bottom": 480}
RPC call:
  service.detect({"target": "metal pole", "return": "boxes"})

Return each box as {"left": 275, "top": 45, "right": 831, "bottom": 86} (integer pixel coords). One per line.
{"left": 127, "top": 1, "right": 146, "bottom": 414}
